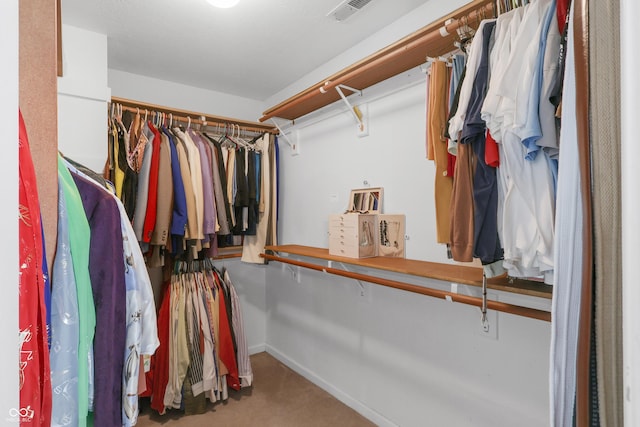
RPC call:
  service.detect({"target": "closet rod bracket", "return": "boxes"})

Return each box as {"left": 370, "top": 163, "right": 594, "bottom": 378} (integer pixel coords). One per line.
{"left": 337, "top": 262, "right": 370, "bottom": 301}
{"left": 333, "top": 84, "right": 368, "bottom": 137}
{"left": 270, "top": 118, "right": 300, "bottom": 156}
{"left": 481, "top": 273, "right": 489, "bottom": 332}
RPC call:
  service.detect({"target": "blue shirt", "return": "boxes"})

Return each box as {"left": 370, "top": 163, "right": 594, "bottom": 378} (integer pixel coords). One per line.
{"left": 162, "top": 128, "right": 188, "bottom": 237}
{"left": 519, "top": 0, "right": 557, "bottom": 160}
{"left": 50, "top": 184, "right": 80, "bottom": 427}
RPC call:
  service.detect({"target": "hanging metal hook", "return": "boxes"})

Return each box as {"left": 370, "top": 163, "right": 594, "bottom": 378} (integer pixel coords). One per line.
{"left": 481, "top": 273, "right": 489, "bottom": 332}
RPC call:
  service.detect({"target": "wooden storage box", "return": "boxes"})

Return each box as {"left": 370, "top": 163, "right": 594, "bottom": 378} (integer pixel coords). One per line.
{"left": 348, "top": 187, "right": 383, "bottom": 213}
{"left": 377, "top": 214, "right": 406, "bottom": 258}
{"left": 329, "top": 213, "right": 377, "bottom": 258}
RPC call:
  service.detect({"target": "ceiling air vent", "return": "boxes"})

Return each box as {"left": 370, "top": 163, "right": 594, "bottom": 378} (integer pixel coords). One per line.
{"left": 327, "top": 0, "right": 374, "bottom": 22}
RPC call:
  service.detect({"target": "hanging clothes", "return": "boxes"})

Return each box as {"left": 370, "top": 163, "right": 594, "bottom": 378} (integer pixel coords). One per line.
{"left": 550, "top": 5, "right": 582, "bottom": 427}
{"left": 109, "top": 180, "right": 160, "bottom": 427}
{"left": 202, "top": 133, "right": 232, "bottom": 236}
{"left": 223, "top": 270, "right": 253, "bottom": 387}
{"left": 51, "top": 178, "right": 81, "bottom": 427}
{"left": 460, "top": 20, "right": 504, "bottom": 272}
{"left": 427, "top": 60, "right": 453, "bottom": 244}
{"left": 133, "top": 120, "right": 154, "bottom": 246}
{"left": 18, "top": 110, "right": 52, "bottom": 426}
{"left": 493, "top": 0, "right": 556, "bottom": 283}
{"left": 163, "top": 127, "right": 188, "bottom": 255}
{"left": 446, "top": 54, "right": 466, "bottom": 177}
{"left": 142, "top": 121, "right": 162, "bottom": 244}
{"left": 52, "top": 156, "right": 97, "bottom": 427}
{"left": 242, "top": 134, "right": 275, "bottom": 263}
{"left": 72, "top": 172, "right": 127, "bottom": 427}
{"left": 146, "top": 263, "right": 251, "bottom": 416}
{"left": 107, "top": 104, "right": 277, "bottom": 264}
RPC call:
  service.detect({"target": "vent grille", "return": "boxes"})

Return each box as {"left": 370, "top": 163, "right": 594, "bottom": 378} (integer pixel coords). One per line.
{"left": 347, "top": 0, "right": 372, "bottom": 10}
{"left": 327, "top": 0, "right": 374, "bottom": 22}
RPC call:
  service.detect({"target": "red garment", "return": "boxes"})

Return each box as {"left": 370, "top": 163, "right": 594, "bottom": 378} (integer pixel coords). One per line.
{"left": 148, "top": 282, "right": 171, "bottom": 414}
{"left": 446, "top": 152, "right": 456, "bottom": 178}
{"left": 142, "top": 122, "right": 162, "bottom": 243}
{"left": 18, "top": 110, "right": 52, "bottom": 426}
{"left": 557, "top": 0, "right": 570, "bottom": 33}
{"left": 485, "top": 130, "right": 500, "bottom": 168}
{"left": 213, "top": 274, "right": 240, "bottom": 391}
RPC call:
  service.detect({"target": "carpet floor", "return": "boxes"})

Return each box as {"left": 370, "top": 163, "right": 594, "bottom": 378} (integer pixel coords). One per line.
{"left": 136, "top": 352, "right": 375, "bottom": 427}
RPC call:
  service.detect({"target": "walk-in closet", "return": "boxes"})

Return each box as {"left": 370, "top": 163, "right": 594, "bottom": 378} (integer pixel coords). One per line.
{"left": 2, "top": 0, "right": 635, "bottom": 426}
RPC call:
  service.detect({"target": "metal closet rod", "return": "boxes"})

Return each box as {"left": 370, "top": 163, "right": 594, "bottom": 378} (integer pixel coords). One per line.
{"left": 259, "top": 1, "right": 495, "bottom": 123}
{"left": 111, "top": 97, "right": 278, "bottom": 134}
{"left": 261, "top": 253, "right": 551, "bottom": 322}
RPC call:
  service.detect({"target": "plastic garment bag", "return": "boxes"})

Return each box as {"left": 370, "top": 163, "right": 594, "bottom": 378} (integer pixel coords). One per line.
{"left": 50, "top": 183, "right": 80, "bottom": 427}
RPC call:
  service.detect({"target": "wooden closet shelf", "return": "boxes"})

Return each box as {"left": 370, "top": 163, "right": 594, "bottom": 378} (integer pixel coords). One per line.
{"left": 259, "top": 0, "right": 494, "bottom": 123}
{"left": 264, "top": 245, "right": 552, "bottom": 300}
{"left": 211, "top": 245, "right": 244, "bottom": 260}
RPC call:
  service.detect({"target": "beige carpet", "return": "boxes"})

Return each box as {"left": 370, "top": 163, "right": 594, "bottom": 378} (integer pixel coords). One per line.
{"left": 136, "top": 352, "right": 375, "bottom": 427}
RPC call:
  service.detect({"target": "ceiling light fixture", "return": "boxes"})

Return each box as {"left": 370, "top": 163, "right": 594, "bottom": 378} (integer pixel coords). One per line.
{"left": 207, "top": 0, "right": 240, "bottom": 8}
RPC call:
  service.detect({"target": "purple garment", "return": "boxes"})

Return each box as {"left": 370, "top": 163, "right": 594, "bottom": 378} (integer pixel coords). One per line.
{"left": 189, "top": 130, "right": 217, "bottom": 237}
{"left": 200, "top": 137, "right": 219, "bottom": 257}
{"left": 71, "top": 173, "right": 126, "bottom": 427}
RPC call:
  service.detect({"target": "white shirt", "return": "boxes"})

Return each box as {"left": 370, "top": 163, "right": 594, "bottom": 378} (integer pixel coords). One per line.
{"left": 482, "top": 7, "right": 525, "bottom": 141}
{"left": 494, "top": 0, "right": 556, "bottom": 283}
{"left": 447, "top": 19, "right": 496, "bottom": 143}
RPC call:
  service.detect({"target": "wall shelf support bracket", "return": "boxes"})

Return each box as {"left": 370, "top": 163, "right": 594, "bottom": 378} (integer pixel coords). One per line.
{"left": 333, "top": 84, "right": 367, "bottom": 135}
{"left": 270, "top": 117, "right": 300, "bottom": 155}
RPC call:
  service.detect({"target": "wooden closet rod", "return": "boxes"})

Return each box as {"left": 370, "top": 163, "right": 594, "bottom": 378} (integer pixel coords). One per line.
{"left": 261, "top": 253, "right": 551, "bottom": 322}
{"left": 260, "top": 1, "right": 494, "bottom": 123}
{"left": 111, "top": 96, "right": 278, "bottom": 134}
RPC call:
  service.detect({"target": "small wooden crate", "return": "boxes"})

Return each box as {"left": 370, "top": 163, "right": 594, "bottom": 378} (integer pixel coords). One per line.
{"left": 328, "top": 213, "right": 377, "bottom": 258}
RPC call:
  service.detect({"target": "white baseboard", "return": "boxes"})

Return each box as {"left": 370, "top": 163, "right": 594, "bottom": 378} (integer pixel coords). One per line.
{"left": 265, "top": 345, "right": 397, "bottom": 427}
{"left": 249, "top": 343, "right": 267, "bottom": 355}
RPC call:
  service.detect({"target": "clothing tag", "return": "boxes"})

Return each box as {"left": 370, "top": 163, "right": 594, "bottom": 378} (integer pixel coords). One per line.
{"left": 445, "top": 295, "right": 453, "bottom": 302}
{"left": 144, "top": 355, "right": 151, "bottom": 373}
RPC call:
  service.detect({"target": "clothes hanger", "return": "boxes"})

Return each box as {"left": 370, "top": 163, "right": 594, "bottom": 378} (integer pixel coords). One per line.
{"left": 233, "top": 124, "right": 250, "bottom": 149}
{"left": 113, "top": 103, "right": 123, "bottom": 127}
{"left": 222, "top": 123, "right": 236, "bottom": 149}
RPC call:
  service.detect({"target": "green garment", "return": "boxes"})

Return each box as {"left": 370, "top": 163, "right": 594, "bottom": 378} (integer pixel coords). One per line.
{"left": 58, "top": 155, "right": 96, "bottom": 427}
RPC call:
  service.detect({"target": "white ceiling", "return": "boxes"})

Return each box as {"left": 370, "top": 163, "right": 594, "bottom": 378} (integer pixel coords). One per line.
{"left": 61, "top": 0, "right": 432, "bottom": 101}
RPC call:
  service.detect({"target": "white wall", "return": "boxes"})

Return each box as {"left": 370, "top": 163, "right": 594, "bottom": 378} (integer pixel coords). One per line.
{"left": 109, "top": 69, "right": 264, "bottom": 122}
{"left": 58, "top": 25, "right": 111, "bottom": 172}
{"left": 279, "top": 81, "right": 448, "bottom": 262}
{"left": 0, "top": 0, "right": 19, "bottom": 419}
{"left": 267, "top": 266, "right": 550, "bottom": 427}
